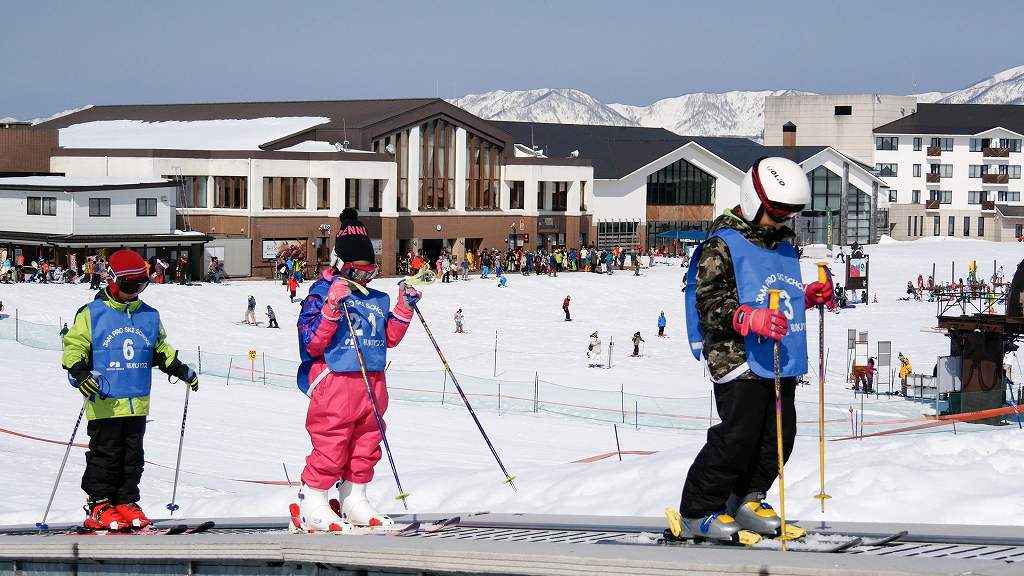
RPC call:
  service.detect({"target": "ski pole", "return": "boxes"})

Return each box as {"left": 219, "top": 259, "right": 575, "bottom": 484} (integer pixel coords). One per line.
{"left": 768, "top": 290, "right": 793, "bottom": 550}
{"left": 166, "top": 378, "right": 192, "bottom": 516}
{"left": 814, "top": 263, "right": 832, "bottom": 512}
{"left": 403, "top": 281, "right": 517, "bottom": 491}
{"left": 341, "top": 298, "right": 410, "bottom": 508}
{"left": 37, "top": 398, "right": 88, "bottom": 531}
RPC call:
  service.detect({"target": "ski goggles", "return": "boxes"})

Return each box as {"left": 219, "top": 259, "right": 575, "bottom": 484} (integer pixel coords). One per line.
{"left": 340, "top": 262, "right": 380, "bottom": 283}
{"left": 763, "top": 201, "right": 805, "bottom": 224}
{"left": 108, "top": 267, "right": 150, "bottom": 296}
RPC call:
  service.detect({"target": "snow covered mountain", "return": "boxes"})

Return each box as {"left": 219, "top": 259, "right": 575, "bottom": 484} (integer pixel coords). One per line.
{"left": 449, "top": 89, "right": 635, "bottom": 126}
{"left": 609, "top": 90, "right": 812, "bottom": 138}
{"left": 932, "top": 65, "right": 1024, "bottom": 105}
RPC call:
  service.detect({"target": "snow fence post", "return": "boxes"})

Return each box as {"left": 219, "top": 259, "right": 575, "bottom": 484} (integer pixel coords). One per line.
{"left": 197, "top": 346, "right": 202, "bottom": 375}
{"left": 533, "top": 372, "right": 538, "bottom": 413}
{"left": 635, "top": 401, "right": 639, "bottom": 430}
{"left": 608, "top": 337, "right": 614, "bottom": 370}
{"left": 226, "top": 357, "right": 233, "bottom": 386}
{"left": 620, "top": 384, "right": 625, "bottom": 423}
{"left": 493, "top": 330, "right": 498, "bottom": 377}
{"left": 441, "top": 370, "right": 447, "bottom": 405}
{"left": 262, "top": 353, "right": 267, "bottom": 386}
{"left": 14, "top": 308, "right": 18, "bottom": 342}
{"left": 498, "top": 378, "right": 502, "bottom": 416}
{"left": 613, "top": 424, "right": 622, "bottom": 462}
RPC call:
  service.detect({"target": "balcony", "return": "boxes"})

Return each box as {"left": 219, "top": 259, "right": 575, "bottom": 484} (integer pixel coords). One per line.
{"left": 926, "top": 173, "right": 942, "bottom": 183}
{"left": 925, "top": 199, "right": 941, "bottom": 210}
{"left": 982, "top": 200, "right": 996, "bottom": 211}
{"left": 982, "top": 173, "right": 1009, "bottom": 184}
{"left": 927, "top": 146, "right": 942, "bottom": 157}
{"left": 983, "top": 147, "right": 1010, "bottom": 158}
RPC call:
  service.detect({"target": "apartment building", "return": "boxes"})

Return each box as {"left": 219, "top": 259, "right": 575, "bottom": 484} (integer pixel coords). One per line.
{"left": 873, "top": 104, "right": 1024, "bottom": 241}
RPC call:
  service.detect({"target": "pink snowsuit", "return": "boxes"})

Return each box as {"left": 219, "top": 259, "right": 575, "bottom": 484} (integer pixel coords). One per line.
{"left": 298, "top": 269, "right": 413, "bottom": 490}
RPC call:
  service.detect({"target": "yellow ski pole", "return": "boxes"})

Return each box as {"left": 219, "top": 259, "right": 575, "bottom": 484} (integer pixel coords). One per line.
{"left": 768, "top": 289, "right": 791, "bottom": 551}
{"left": 814, "top": 263, "right": 832, "bottom": 513}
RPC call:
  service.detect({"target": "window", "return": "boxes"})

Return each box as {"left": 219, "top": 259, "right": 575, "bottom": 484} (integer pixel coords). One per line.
{"left": 930, "top": 164, "right": 953, "bottom": 178}
{"left": 580, "top": 180, "right": 587, "bottom": 211}
{"left": 933, "top": 216, "right": 940, "bottom": 236}
{"left": 913, "top": 164, "right": 921, "bottom": 177}
{"left": 420, "top": 119, "right": 457, "bottom": 210}
{"left": 262, "top": 177, "right": 305, "bottom": 209}
{"left": 913, "top": 137, "right": 922, "bottom": 151}
{"left": 998, "top": 190, "right": 1021, "bottom": 202}
{"left": 550, "top": 181, "right": 568, "bottom": 211}
{"left": 875, "top": 136, "right": 898, "bottom": 150}
{"left": 835, "top": 105, "right": 853, "bottom": 116}
{"left": 26, "top": 196, "right": 56, "bottom": 216}
{"left": 136, "top": 198, "right": 157, "bottom": 216}
{"left": 930, "top": 190, "right": 952, "bottom": 204}
{"left": 509, "top": 181, "right": 525, "bottom": 209}
{"left": 978, "top": 216, "right": 985, "bottom": 237}
{"left": 163, "top": 175, "right": 208, "bottom": 208}
{"left": 969, "top": 165, "right": 988, "bottom": 178}
{"left": 89, "top": 197, "right": 111, "bottom": 217}
{"left": 465, "top": 132, "right": 501, "bottom": 210}
{"left": 369, "top": 179, "right": 382, "bottom": 212}
{"left": 1010, "top": 165, "right": 1022, "bottom": 179}
{"left": 968, "top": 191, "right": 988, "bottom": 205}
{"left": 344, "top": 178, "right": 359, "bottom": 209}
{"left": 911, "top": 190, "right": 921, "bottom": 203}
{"left": 963, "top": 216, "right": 970, "bottom": 237}
{"left": 537, "top": 181, "right": 545, "bottom": 210}
{"left": 907, "top": 216, "right": 912, "bottom": 236}
{"left": 647, "top": 157, "right": 716, "bottom": 205}
{"left": 948, "top": 216, "right": 955, "bottom": 236}
{"left": 888, "top": 190, "right": 898, "bottom": 203}
{"left": 214, "top": 176, "right": 247, "bottom": 209}
{"left": 875, "top": 163, "right": 898, "bottom": 176}
{"left": 1004, "top": 139, "right": 1023, "bottom": 152}
{"left": 1017, "top": 224, "right": 1023, "bottom": 238}
{"left": 970, "top": 138, "right": 984, "bottom": 152}
{"left": 930, "top": 137, "right": 954, "bottom": 151}
{"left": 315, "top": 178, "right": 330, "bottom": 210}
{"left": 397, "top": 131, "right": 409, "bottom": 210}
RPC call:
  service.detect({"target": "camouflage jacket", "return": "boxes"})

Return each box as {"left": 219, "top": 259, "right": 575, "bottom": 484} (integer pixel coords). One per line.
{"left": 695, "top": 207, "right": 796, "bottom": 382}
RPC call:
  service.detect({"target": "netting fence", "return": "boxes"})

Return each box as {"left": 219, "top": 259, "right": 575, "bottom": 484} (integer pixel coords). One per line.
{"left": 3, "top": 309, "right": 1020, "bottom": 438}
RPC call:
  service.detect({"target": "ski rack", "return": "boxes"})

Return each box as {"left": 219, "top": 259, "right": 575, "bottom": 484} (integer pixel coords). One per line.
{"left": 2, "top": 513, "right": 1024, "bottom": 575}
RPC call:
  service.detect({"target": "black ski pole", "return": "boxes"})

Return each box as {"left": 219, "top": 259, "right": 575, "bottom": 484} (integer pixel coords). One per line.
{"left": 166, "top": 379, "right": 191, "bottom": 516}
{"left": 403, "top": 281, "right": 517, "bottom": 491}
{"left": 37, "top": 398, "right": 88, "bottom": 530}
{"left": 341, "top": 299, "right": 410, "bottom": 508}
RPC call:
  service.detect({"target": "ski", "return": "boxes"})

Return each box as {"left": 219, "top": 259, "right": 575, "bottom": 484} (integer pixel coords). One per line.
{"left": 288, "top": 502, "right": 419, "bottom": 536}
{"left": 58, "top": 521, "right": 216, "bottom": 537}
{"left": 854, "top": 530, "right": 908, "bottom": 547}
{"left": 598, "top": 531, "right": 864, "bottom": 553}
{"left": 423, "top": 516, "right": 461, "bottom": 533}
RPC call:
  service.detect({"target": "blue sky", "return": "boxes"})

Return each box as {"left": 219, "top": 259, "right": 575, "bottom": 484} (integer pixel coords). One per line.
{"left": 2, "top": 0, "right": 1020, "bottom": 119}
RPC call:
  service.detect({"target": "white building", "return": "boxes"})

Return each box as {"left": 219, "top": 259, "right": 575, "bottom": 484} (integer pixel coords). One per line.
{"left": 765, "top": 94, "right": 917, "bottom": 165}
{"left": 873, "top": 103, "right": 1024, "bottom": 241}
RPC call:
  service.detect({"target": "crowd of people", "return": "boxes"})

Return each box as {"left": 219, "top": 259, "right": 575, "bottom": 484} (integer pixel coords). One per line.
{"left": 902, "top": 264, "right": 1007, "bottom": 306}
{"left": 0, "top": 249, "right": 213, "bottom": 287}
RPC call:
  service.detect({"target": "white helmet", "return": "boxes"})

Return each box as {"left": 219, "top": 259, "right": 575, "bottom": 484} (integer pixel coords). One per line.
{"left": 739, "top": 157, "right": 810, "bottom": 224}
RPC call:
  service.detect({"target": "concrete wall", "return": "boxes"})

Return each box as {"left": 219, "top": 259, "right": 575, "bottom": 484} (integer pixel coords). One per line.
{"left": 765, "top": 95, "right": 917, "bottom": 165}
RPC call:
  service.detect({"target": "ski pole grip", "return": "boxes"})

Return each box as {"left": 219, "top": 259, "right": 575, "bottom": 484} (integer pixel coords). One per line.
{"left": 816, "top": 262, "right": 828, "bottom": 283}
{"left": 768, "top": 289, "right": 782, "bottom": 311}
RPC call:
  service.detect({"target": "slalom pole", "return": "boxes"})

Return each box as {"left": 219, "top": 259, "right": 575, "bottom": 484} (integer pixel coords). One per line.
{"left": 37, "top": 398, "right": 87, "bottom": 530}
{"left": 814, "top": 263, "right": 832, "bottom": 512}
{"left": 340, "top": 297, "right": 410, "bottom": 509}
{"left": 166, "top": 378, "right": 192, "bottom": 516}
{"left": 768, "top": 289, "right": 792, "bottom": 550}
{"left": 403, "top": 281, "right": 517, "bottom": 491}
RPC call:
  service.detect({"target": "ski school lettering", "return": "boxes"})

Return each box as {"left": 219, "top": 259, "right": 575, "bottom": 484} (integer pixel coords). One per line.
{"left": 101, "top": 326, "right": 152, "bottom": 349}
{"left": 753, "top": 273, "right": 803, "bottom": 306}
{"left": 349, "top": 299, "right": 384, "bottom": 318}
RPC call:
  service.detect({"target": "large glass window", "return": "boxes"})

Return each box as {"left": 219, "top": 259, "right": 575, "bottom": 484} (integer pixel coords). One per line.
{"left": 136, "top": 198, "right": 157, "bottom": 216}
{"left": 969, "top": 165, "right": 988, "bottom": 178}
{"left": 597, "top": 221, "right": 639, "bottom": 251}
{"left": 370, "top": 179, "right": 382, "bottom": 212}
{"left": 465, "top": 132, "right": 502, "bottom": 210}
{"left": 930, "top": 164, "right": 953, "bottom": 177}
{"left": 580, "top": 181, "right": 587, "bottom": 211}
{"left": 970, "top": 138, "right": 984, "bottom": 152}
{"left": 646, "top": 157, "right": 715, "bottom": 205}
{"left": 509, "top": 181, "right": 525, "bottom": 209}
{"left": 875, "top": 163, "right": 898, "bottom": 177}
{"left": 801, "top": 166, "right": 871, "bottom": 245}
{"left": 419, "top": 119, "right": 456, "bottom": 210}
{"left": 26, "top": 196, "right": 56, "bottom": 216}
{"left": 345, "top": 178, "right": 359, "bottom": 209}
{"left": 262, "top": 177, "right": 306, "bottom": 209}
{"left": 646, "top": 220, "right": 710, "bottom": 252}
{"left": 875, "top": 137, "right": 898, "bottom": 150}
{"left": 929, "top": 189, "right": 953, "bottom": 204}
{"left": 552, "top": 181, "right": 568, "bottom": 211}
{"left": 214, "top": 176, "right": 247, "bottom": 209}
{"left": 398, "top": 131, "right": 409, "bottom": 210}
{"left": 1004, "top": 139, "right": 1023, "bottom": 152}
{"left": 998, "top": 190, "right": 1021, "bottom": 202}
{"left": 930, "top": 137, "right": 954, "bottom": 151}
{"left": 316, "top": 178, "right": 330, "bottom": 210}
{"left": 163, "top": 175, "right": 208, "bottom": 208}
{"left": 89, "top": 197, "right": 111, "bottom": 217}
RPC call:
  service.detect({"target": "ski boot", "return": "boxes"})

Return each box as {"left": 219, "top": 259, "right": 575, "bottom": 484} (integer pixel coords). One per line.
{"left": 292, "top": 484, "right": 353, "bottom": 533}
{"left": 338, "top": 481, "right": 395, "bottom": 528}
{"left": 83, "top": 499, "right": 127, "bottom": 531}
{"left": 664, "top": 508, "right": 760, "bottom": 545}
{"left": 114, "top": 502, "right": 152, "bottom": 528}
{"left": 731, "top": 492, "right": 806, "bottom": 539}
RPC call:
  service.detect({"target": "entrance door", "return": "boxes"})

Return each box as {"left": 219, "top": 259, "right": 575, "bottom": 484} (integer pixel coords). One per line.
{"left": 421, "top": 239, "right": 443, "bottom": 265}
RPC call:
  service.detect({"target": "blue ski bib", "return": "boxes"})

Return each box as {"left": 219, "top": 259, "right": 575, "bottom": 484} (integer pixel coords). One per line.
{"left": 686, "top": 228, "right": 808, "bottom": 379}
{"left": 89, "top": 300, "right": 160, "bottom": 398}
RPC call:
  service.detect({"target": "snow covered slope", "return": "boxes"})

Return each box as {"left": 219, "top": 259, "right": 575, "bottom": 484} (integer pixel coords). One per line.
{"left": 935, "top": 65, "right": 1024, "bottom": 105}
{"left": 450, "top": 89, "right": 635, "bottom": 126}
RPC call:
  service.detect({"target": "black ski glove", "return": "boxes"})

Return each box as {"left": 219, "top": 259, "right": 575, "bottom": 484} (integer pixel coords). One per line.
{"left": 173, "top": 363, "right": 199, "bottom": 392}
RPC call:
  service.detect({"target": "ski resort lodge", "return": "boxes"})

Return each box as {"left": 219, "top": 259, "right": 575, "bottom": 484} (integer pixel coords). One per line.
{"left": 3, "top": 99, "right": 885, "bottom": 277}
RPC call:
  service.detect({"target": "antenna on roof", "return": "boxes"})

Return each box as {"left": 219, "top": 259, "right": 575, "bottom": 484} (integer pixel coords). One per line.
{"left": 342, "top": 118, "right": 348, "bottom": 144}
{"left": 531, "top": 126, "right": 535, "bottom": 148}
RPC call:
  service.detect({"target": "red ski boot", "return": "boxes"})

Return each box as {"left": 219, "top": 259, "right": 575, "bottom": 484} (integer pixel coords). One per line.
{"left": 83, "top": 500, "right": 127, "bottom": 531}
{"left": 114, "top": 503, "right": 153, "bottom": 528}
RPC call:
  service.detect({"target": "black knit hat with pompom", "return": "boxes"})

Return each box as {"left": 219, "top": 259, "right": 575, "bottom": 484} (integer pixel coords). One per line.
{"left": 334, "top": 208, "right": 375, "bottom": 263}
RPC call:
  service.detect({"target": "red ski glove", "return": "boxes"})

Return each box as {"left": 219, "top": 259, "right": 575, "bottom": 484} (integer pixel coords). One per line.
{"left": 804, "top": 281, "right": 834, "bottom": 309}
{"left": 732, "top": 304, "right": 788, "bottom": 341}
{"left": 321, "top": 280, "right": 351, "bottom": 321}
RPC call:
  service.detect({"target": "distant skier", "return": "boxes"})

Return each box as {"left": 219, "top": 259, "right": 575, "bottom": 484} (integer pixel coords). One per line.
{"left": 266, "top": 305, "right": 279, "bottom": 328}
{"left": 460, "top": 258, "right": 469, "bottom": 280}
{"left": 898, "top": 352, "right": 912, "bottom": 396}
{"left": 865, "top": 357, "right": 875, "bottom": 394}
{"left": 244, "top": 295, "right": 257, "bottom": 324}
{"left": 562, "top": 295, "right": 572, "bottom": 321}
{"left": 587, "top": 331, "right": 602, "bottom": 367}
{"left": 62, "top": 249, "right": 198, "bottom": 530}
{"left": 676, "top": 157, "right": 831, "bottom": 542}
{"left": 288, "top": 276, "right": 298, "bottom": 303}
{"left": 454, "top": 309, "right": 465, "bottom": 333}
{"left": 631, "top": 331, "right": 644, "bottom": 357}
{"left": 657, "top": 311, "right": 667, "bottom": 337}
{"left": 293, "top": 208, "right": 420, "bottom": 532}
{"left": 59, "top": 322, "right": 69, "bottom": 337}
{"left": 497, "top": 274, "right": 507, "bottom": 287}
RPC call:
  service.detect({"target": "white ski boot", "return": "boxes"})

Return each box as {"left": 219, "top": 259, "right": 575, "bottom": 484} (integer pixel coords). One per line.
{"left": 293, "top": 484, "right": 353, "bottom": 533}
{"left": 731, "top": 492, "right": 805, "bottom": 539}
{"left": 338, "top": 481, "right": 396, "bottom": 528}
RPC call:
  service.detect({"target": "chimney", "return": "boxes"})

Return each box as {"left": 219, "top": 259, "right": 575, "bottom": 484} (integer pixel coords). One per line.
{"left": 782, "top": 121, "right": 797, "bottom": 147}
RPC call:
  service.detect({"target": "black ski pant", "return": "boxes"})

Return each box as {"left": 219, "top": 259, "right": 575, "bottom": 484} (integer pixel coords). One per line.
{"left": 680, "top": 377, "right": 796, "bottom": 517}
{"left": 268, "top": 317, "right": 280, "bottom": 328}
{"left": 563, "top": 307, "right": 571, "bottom": 321}
{"left": 658, "top": 326, "right": 665, "bottom": 336}
{"left": 82, "top": 416, "right": 146, "bottom": 505}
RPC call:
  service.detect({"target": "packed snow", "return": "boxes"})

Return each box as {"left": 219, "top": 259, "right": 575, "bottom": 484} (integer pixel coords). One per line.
{"left": 58, "top": 117, "right": 330, "bottom": 150}
{"left": 1, "top": 238, "right": 1023, "bottom": 528}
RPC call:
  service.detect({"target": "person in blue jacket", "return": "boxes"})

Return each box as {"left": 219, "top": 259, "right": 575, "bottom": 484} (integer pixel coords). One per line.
{"left": 657, "top": 311, "right": 667, "bottom": 337}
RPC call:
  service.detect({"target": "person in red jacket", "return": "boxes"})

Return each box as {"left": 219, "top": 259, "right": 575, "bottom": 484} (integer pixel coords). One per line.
{"left": 562, "top": 295, "right": 571, "bottom": 321}
{"left": 287, "top": 275, "right": 298, "bottom": 303}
